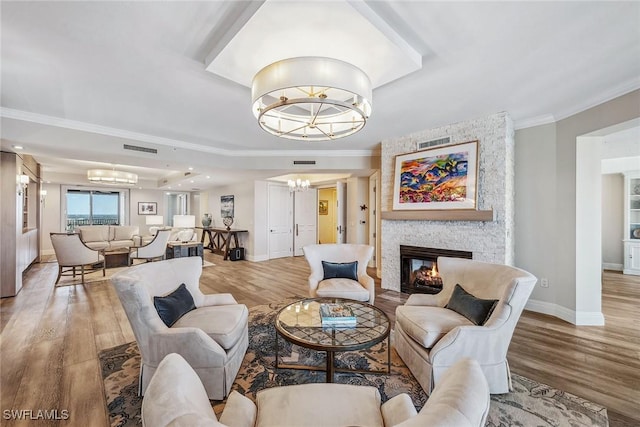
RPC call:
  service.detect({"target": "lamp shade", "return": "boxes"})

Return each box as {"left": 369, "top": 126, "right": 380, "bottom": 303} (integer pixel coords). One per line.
{"left": 251, "top": 57, "right": 372, "bottom": 141}
{"left": 145, "top": 215, "right": 164, "bottom": 226}
{"left": 173, "top": 215, "right": 195, "bottom": 228}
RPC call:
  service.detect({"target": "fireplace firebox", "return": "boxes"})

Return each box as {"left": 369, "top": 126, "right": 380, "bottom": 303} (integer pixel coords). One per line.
{"left": 400, "top": 245, "right": 472, "bottom": 294}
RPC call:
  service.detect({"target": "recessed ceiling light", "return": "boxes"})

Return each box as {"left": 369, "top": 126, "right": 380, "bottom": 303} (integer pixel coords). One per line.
{"left": 188, "top": 167, "right": 193, "bottom": 171}
{"left": 13, "top": 145, "right": 24, "bottom": 150}
{"left": 206, "top": 176, "right": 211, "bottom": 179}
{"left": 178, "top": 184, "right": 181, "bottom": 187}
{"left": 190, "top": 180, "right": 194, "bottom": 183}
{"left": 166, "top": 192, "right": 171, "bottom": 195}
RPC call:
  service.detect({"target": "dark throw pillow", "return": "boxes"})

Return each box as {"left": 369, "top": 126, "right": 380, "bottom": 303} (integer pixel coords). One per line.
{"left": 322, "top": 261, "right": 359, "bottom": 281}
{"left": 153, "top": 283, "right": 196, "bottom": 327}
{"left": 445, "top": 284, "right": 498, "bottom": 326}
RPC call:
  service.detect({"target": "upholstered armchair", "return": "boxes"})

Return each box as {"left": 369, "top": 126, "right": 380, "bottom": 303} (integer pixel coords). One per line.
{"left": 111, "top": 257, "right": 249, "bottom": 400}
{"left": 129, "top": 229, "right": 171, "bottom": 265}
{"left": 394, "top": 257, "right": 537, "bottom": 395}
{"left": 50, "top": 232, "right": 105, "bottom": 285}
{"left": 142, "top": 353, "right": 489, "bottom": 427}
{"left": 302, "top": 243, "right": 375, "bottom": 304}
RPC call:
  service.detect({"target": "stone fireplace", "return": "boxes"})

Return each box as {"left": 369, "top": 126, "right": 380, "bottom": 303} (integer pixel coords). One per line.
{"left": 380, "top": 112, "right": 515, "bottom": 293}
{"left": 400, "top": 245, "right": 472, "bottom": 294}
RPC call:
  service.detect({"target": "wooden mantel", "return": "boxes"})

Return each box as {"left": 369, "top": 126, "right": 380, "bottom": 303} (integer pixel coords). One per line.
{"left": 381, "top": 209, "right": 494, "bottom": 222}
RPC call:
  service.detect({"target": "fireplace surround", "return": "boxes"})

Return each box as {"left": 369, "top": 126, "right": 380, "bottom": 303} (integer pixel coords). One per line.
{"left": 400, "top": 245, "right": 472, "bottom": 294}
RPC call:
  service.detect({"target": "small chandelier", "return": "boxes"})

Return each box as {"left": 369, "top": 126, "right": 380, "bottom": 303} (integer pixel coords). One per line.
{"left": 252, "top": 57, "right": 372, "bottom": 141}
{"left": 87, "top": 169, "right": 138, "bottom": 185}
{"left": 288, "top": 178, "right": 310, "bottom": 192}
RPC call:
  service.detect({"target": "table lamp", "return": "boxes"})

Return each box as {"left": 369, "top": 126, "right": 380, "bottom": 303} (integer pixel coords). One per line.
{"left": 145, "top": 215, "right": 164, "bottom": 235}
{"left": 173, "top": 215, "right": 196, "bottom": 242}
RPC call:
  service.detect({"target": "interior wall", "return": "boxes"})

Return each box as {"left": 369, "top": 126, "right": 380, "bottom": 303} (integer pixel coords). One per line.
{"left": 40, "top": 183, "right": 61, "bottom": 254}
{"left": 346, "top": 177, "right": 369, "bottom": 244}
{"left": 207, "top": 182, "right": 255, "bottom": 258}
{"left": 514, "top": 89, "right": 640, "bottom": 324}
{"left": 130, "top": 189, "right": 167, "bottom": 233}
{"left": 601, "top": 173, "right": 624, "bottom": 269}
{"left": 318, "top": 188, "right": 336, "bottom": 244}
{"left": 253, "top": 181, "right": 269, "bottom": 261}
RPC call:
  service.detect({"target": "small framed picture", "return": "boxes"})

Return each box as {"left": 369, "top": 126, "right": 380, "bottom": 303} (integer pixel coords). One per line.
{"left": 319, "top": 200, "right": 329, "bottom": 215}
{"left": 138, "top": 202, "right": 157, "bottom": 215}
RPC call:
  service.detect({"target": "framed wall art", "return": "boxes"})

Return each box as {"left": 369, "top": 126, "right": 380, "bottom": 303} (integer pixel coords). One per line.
{"left": 392, "top": 140, "right": 478, "bottom": 210}
{"left": 318, "top": 200, "right": 329, "bottom": 215}
{"left": 138, "top": 202, "right": 157, "bottom": 215}
{"left": 221, "top": 195, "right": 234, "bottom": 218}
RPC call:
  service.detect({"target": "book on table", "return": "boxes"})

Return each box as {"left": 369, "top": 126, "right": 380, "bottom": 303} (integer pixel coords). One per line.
{"left": 320, "top": 303, "right": 357, "bottom": 327}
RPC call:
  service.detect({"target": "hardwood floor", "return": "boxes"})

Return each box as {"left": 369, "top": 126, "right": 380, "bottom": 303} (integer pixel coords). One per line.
{"left": 1, "top": 255, "right": 638, "bottom": 426}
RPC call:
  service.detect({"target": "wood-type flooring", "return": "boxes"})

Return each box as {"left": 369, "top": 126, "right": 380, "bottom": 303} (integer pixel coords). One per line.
{"left": 1, "top": 254, "right": 638, "bottom": 426}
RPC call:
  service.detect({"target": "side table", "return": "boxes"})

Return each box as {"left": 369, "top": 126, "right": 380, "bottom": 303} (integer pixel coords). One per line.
{"left": 165, "top": 242, "right": 204, "bottom": 264}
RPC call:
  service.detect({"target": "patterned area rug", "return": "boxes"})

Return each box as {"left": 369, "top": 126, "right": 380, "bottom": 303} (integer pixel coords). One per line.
{"left": 100, "top": 301, "right": 609, "bottom": 427}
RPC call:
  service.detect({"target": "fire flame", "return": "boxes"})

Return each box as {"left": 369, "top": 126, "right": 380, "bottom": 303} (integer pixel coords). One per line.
{"left": 429, "top": 264, "right": 438, "bottom": 277}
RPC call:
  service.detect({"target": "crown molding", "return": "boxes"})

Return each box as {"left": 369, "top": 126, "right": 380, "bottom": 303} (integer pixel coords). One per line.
{"left": 0, "top": 108, "right": 376, "bottom": 158}
{"left": 515, "top": 78, "right": 640, "bottom": 131}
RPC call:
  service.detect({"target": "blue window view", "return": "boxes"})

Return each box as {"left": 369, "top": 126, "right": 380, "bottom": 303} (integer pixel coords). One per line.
{"left": 66, "top": 190, "right": 120, "bottom": 231}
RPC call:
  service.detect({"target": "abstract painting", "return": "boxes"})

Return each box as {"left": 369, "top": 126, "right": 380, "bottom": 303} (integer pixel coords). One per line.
{"left": 392, "top": 141, "right": 478, "bottom": 210}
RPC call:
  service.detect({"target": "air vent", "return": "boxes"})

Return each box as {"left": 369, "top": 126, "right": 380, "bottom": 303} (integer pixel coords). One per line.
{"left": 417, "top": 137, "right": 451, "bottom": 150}
{"left": 184, "top": 172, "right": 192, "bottom": 177}
{"left": 123, "top": 144, "right": 157, "bottom": 154}
{"left": 293, "top": 160, "right": 316, "bottom": 165}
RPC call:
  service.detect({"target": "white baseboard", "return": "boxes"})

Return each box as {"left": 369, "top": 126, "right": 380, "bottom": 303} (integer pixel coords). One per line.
{"left": 247, "top": 254, "right": 269, "bottom": 262}
{"left": 41, "top": 249, "right": 55, "bottom": 256}
{"left": 602, "top": 262, "right": 623, "bottom": 271}
{"left": 525, "top": 299, "right": 605, "bottom": 326}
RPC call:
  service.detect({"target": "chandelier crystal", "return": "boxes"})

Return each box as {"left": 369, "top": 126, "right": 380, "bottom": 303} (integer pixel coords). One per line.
{"left": 288, "top": 178, "right": 310, "bottom": 192}
{"left": 87, "top": 169, "right": 138, "bottom": 185}
{"left": 252, "top": 57, "right": 372, "bottom": 141}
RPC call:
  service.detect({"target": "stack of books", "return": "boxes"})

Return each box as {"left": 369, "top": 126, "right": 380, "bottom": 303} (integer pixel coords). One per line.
{"left": 320, "top": 303, "right": 357, "bottom": 327}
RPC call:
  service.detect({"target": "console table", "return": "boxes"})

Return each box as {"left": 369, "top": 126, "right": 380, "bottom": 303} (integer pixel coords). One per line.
{"left": 198, "top": 227, "right": 247, "bottom": 261}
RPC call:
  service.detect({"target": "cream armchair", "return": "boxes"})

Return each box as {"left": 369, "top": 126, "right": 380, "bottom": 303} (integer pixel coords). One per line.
{"left": 142, "top": 354, "right": 489, "bottom": 427}
{"left": 129, "top": 229, "right": 171, "bottom": 265}
{"left": 50, "top": 233, "right": 105, "bottom": 285}
{"left": 111, "top": 257, "right": 249, "bottom": 400}
{"left": 302, "top": 243, "right": 375, "bottom": 304}
{"left": 394, "top": 257, "right": 537, "bottom": 395}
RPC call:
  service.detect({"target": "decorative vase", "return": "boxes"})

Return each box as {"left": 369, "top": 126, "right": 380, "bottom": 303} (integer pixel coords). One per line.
{"left": 202, "top": 213, "right": 212, "bottom": 227}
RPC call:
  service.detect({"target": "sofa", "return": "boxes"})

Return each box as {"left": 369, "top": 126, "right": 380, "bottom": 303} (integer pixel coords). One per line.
{"left": 77, "top": 225, "right": 139, "bottom": 250}
{"left": 142, "top": 353, "right": 490, "bottom": 427}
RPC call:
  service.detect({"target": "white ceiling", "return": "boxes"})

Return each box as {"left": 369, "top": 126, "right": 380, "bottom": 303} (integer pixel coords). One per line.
{"left": 1, "top": 1, "right": 639, "bottom": 189}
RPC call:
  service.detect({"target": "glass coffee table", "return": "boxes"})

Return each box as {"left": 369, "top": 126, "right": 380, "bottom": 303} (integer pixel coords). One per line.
{"left": 274, "top": 298, "right": 391, "bottom": 382}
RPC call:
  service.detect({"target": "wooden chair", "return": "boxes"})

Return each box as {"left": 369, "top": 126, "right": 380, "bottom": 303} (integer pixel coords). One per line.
{"left": 50, "top": 233, "right": 105, "bottom": 285}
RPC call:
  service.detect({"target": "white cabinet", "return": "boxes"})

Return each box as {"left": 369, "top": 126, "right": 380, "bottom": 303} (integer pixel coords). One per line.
{"left": 623, "top": 172, "right": 640, "bottom": 275}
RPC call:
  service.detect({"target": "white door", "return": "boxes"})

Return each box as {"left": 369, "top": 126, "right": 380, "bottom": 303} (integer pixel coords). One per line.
{"left": 268, "top": 183, "right": 293, "bottom": 259}
{"left": 336, "top": 181, "right": 347, "bottom": 243}
{"left": 294, "top": 188, "right": 318, "bottom": 256}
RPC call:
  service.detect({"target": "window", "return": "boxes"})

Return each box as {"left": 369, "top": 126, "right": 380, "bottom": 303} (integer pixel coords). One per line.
{"left": 65, "top": 189, "right": 122, "bottom": 231}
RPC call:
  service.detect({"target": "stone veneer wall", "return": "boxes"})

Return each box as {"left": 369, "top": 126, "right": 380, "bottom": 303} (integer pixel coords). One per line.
{"left": 381, "top": 112, "right": 515, "bottom": 291}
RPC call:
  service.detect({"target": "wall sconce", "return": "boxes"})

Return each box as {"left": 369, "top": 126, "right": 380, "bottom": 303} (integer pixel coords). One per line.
{"left": 40, "top": 189, "right": 48, "bottom": 203}
{"left": 16, "top": 174, "right": 29, "bottom": 195}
